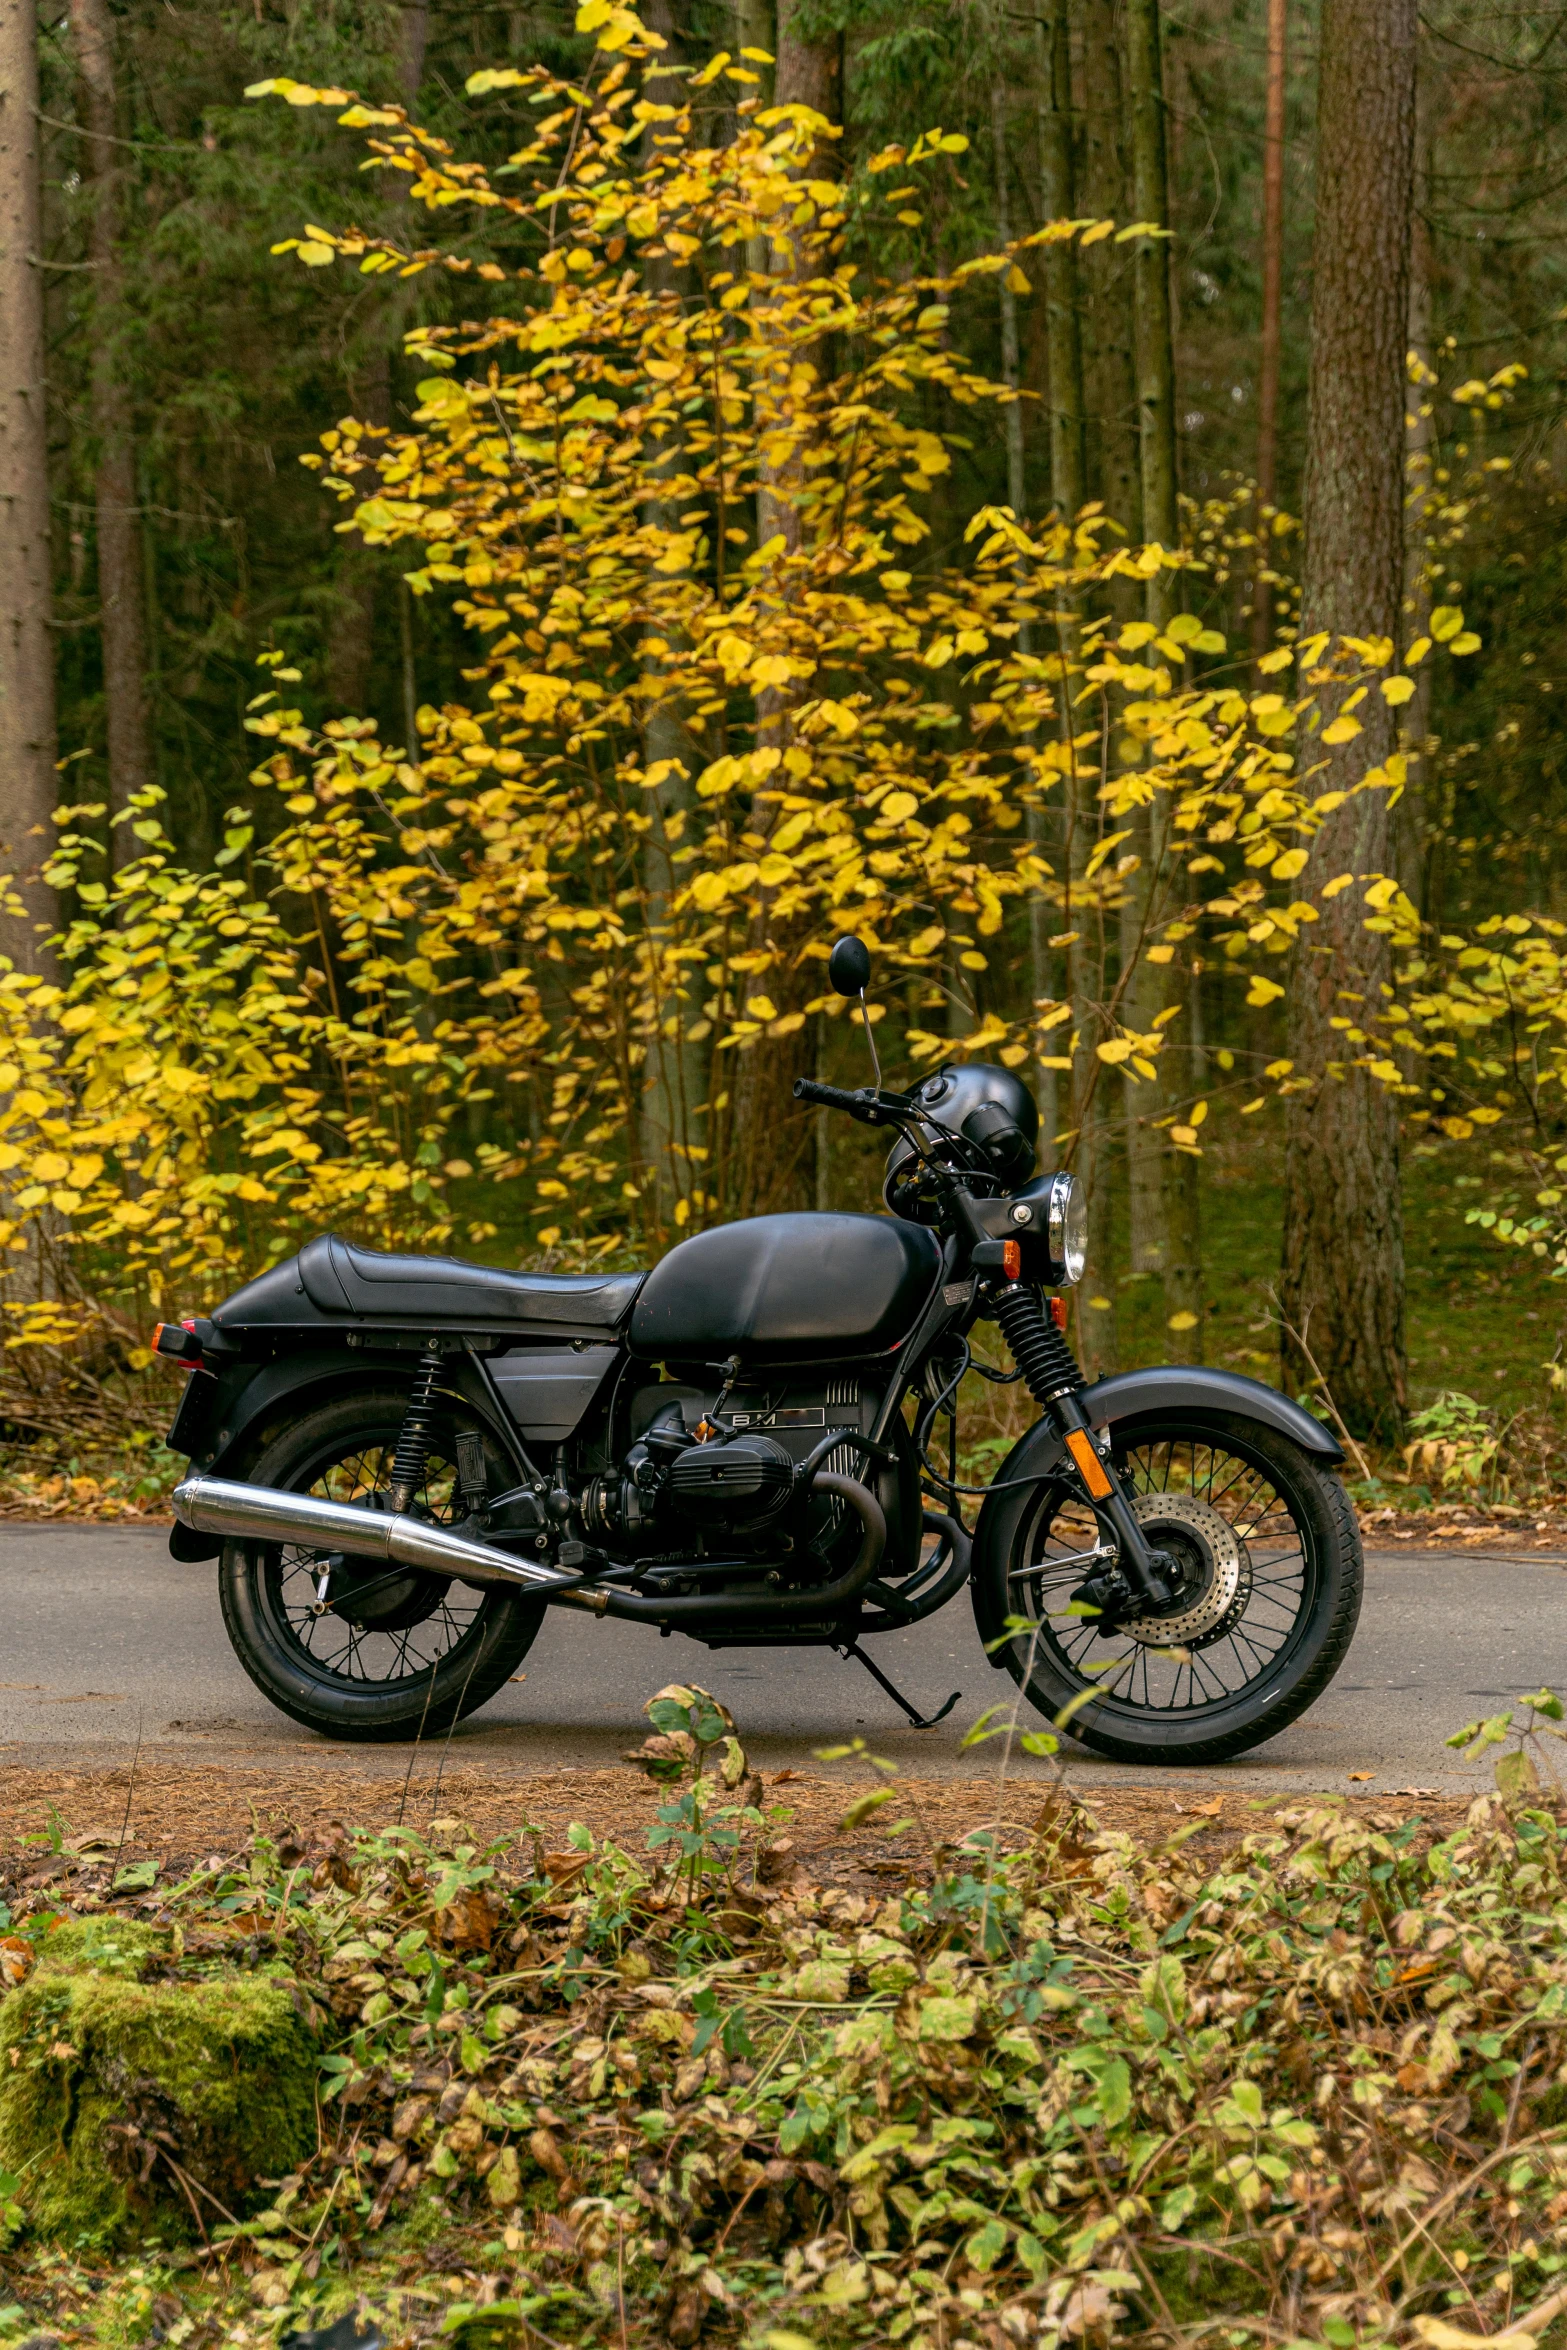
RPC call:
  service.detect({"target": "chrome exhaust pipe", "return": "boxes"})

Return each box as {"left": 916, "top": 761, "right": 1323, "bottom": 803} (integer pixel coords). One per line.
{"left": 171, "top": 1474, "right": 608, "bottom": 1612}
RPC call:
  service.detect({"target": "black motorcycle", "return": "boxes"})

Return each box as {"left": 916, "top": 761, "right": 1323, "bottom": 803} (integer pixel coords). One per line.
{"left": 160, "top": 935, "right": 1362, "bottom": 1766}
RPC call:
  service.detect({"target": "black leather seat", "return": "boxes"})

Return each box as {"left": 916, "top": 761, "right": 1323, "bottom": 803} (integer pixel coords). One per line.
{"left": 297, "top": 1233, "right": 645, "bottom": 1331}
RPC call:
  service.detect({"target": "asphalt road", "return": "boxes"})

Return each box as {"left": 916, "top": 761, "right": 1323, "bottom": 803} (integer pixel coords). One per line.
{"left": 1, "top": 1522, "right": 1562, "bottom": 1793}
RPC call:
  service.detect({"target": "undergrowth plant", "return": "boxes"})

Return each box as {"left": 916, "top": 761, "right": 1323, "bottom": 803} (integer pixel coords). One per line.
{"left": 8, "top": 1688, "right": 1567, "bottom": 2349}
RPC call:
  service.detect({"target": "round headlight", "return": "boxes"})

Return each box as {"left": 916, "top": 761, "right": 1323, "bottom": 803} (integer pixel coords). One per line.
{"left": 1046, "top": 1171, "right": 1087, "bottom": 1286}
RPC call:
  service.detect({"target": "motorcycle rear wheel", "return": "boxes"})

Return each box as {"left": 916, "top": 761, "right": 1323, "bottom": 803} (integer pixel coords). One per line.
{"left": 218, "top": 1388, "right": 544, "bottom": 1742}
{"left": 985, "top": 1410, "right": 1362, "bottom": 1765}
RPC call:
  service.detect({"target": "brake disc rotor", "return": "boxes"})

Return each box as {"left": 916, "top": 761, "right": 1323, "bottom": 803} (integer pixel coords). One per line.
{"left": 1116, "top": 1491, "right": 1251, "bottom": 1648}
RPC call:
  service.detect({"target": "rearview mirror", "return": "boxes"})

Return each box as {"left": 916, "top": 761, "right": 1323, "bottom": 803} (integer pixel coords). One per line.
{"left": 828, "top": 935, "right": 871, "bottom": 997}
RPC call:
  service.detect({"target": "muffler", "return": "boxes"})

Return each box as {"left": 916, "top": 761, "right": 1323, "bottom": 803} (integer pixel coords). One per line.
{"left": 170, "top": 1475, "right": 608, "bottom": 1612}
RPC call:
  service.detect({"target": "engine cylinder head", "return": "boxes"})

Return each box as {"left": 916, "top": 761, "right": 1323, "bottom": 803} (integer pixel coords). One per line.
{"left": 666, "top": 1433, "right": 794, "bottom": 1530}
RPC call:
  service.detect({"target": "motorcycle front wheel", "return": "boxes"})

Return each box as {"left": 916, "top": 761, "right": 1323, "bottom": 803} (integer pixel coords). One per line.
{"left": 218, "top": 1387, "right": 544, "bottom": 1742}
{"left": 981, "top": 1411, "right": 1362, "bottom": 1765}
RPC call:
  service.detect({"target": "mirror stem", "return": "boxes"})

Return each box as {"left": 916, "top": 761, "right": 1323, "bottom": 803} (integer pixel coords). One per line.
{"left": 858, "top": 989, "right": 884, "bottom": 1092}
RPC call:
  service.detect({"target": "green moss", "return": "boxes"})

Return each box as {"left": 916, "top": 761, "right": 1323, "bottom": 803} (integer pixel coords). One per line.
{"left": 0, "top": 1956, "right": 319, "bottom": 2248}
{"left": 26, "top": 1919, "right": 170, "bottom": 1981}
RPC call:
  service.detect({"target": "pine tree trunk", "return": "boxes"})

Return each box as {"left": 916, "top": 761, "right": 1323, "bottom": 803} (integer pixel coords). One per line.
{"left": 1036, "top": 5, "right": 1085, "bottom": 525}
{"left": 1399, "top": 71, "right": 1433, "bottom": 916}
{"left": 327, "top": 14, "right": 424, "bottom": 724}
{"left": 1123, "top": 0, "right": 1204, "bottom": 1358}
{"left": 400, "top": 0, "right": 430, "bottom": 102}
{"left": 0, "top": 0, "right": 58, "bottom": 970}
{"left": 994, "top": 70, "right": 1058, "bottom": 1145}
{"left": 1074, "top": 0, "right": 1137, "bottom": 1358}
{"left": 1033, "top": 5, "right": 1084, "bottom": 1170}
{"left": 1280, "top": 0, "right": 1415, "bottom": 1442}
{"left": 1080, "top": 0, "right": 1140, "bottom": 560}
{"left": 1253, "top": 0, "right": 1287, "bottom": 663}
{"left": 732, "top": 0, "right": 839, "bottom": 1218}
{"left": 635, "top": 0, "right": 706, "bottom": 1237}
{"left": 73, "top": 0, "right": 152, "bottom": 854}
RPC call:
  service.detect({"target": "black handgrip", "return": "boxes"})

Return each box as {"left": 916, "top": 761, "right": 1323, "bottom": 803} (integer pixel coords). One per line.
{"left": 794, "top": 1077, "right": 862, "bottom": 1112}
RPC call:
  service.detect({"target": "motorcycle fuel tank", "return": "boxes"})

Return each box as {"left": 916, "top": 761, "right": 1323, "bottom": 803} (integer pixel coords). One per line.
{"left": 628, "top": 1211, "right": 943, "bottom": 1365}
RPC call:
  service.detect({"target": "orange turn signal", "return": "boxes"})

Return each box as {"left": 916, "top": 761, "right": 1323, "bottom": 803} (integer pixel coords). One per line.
{"left": 1048, "top": 1295, "right": 1068, "bottom": 1330}
{"left": 1001, "top": 1239, "right": 1021, "bottom": 1280}
{"left": 1065, "top": 1426, "right": 1112, "bottom": 1499}
{"left": 153, "top": 1320, "right": 201, "bottom": 1364}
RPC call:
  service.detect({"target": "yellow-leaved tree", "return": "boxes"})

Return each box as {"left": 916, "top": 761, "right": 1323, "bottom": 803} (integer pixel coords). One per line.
{"left": 0, "top": 0, "right": 1473, "bottom": 1380}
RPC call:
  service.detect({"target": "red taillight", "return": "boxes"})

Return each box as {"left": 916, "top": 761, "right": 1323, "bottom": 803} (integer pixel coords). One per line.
{"left": 1001, "top": 1239, "right": 1022, "bottom": 1281}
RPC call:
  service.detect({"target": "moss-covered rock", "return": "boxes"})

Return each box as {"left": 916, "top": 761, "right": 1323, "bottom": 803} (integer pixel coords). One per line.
{"left": 0, "top": 1920, "right": 319, "bottom": 2247}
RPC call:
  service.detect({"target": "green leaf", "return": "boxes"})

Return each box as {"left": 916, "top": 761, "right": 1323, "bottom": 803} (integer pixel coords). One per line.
{"left": 791, "top": 1961, "right": 850, "bottom": 2004}
{"left": 918, "top": 1994, "right": 978, "bottom": 2043}
{"left": 965, "top": 2218, "right": 1009, "bottom": 2271}
{"left": 1097, "top": 2055, "right": 1131, "bottom": 2125}
{"left": 1496, "top": 1748, "right": 1540, "bottom": 1798}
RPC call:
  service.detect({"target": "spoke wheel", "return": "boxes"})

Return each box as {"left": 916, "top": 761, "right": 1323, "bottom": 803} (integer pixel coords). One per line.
{"left": 984, "top": 1411, "right": 1362, "bottom": 1764}
{"left": 218, "top": 1387, "right": 543, "bottom": 1742}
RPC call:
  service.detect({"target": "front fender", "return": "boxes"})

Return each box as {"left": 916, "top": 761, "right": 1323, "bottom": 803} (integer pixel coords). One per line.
{"left": 969, "top": 1365, "right": 1344, "bottom": 1664}
{"left": 1079, "top": 1365, "right": 1344, "bottom": 1461}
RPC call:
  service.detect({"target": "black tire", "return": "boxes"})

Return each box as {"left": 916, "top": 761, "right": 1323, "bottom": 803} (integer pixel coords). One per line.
{"left": 979, "top": 1411, "right": 1362, "bottom": 1765}
{"left": 218, "top": 1386, "right": 544, "bottom": 1743}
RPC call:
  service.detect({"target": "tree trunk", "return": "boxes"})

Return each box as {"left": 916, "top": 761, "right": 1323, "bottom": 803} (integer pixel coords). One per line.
{"left": 993, "top": 85, "right": 1027, "bottom": 536}
{"left": 993, "top": 70, "right": 1059, "bottom": 1145}
{"left": 731, "top": 0, "right": 839, "bottom": 1218}
{"left": 326, "top": 10, "right": 427, "bottom": 726}
{"left": 1120, "top": 0, "right": 1171, "bottom": 1319}
{"left": 1073, "top": 0, "right": 1136, "bottom": 1348}
{"left": 1280, "top": 0, "right": 1415, "bottom": 1443}
{"left": 399, "top": 0, "right": 429, "bottom": 104}
{"left": 1030, "top": 4, "right": 1086, "bottom": 1174}
{"left": 1126, "top": 0, "right": 1178, "bottom": 608}
{"left": 73, "top": 0, "right": 152, "bottom": 855}
{"left": 0, "top": 0, "right": 58, "bottom": 970}
{"left": 1036, "top": 4, "right": 1085, "bottom": 526}
{"left": 1080, "top": 0, "right": 1140, "bottom": 558}
{"left": 771, "top": 0, "right": 837, "bottom": 142}
{"left": 1399, "top": 68, "right": 1434, "bottom": 916}
{"left": 634, "top": 0, "right": 709, "bottom": 1236}
{"left": 1123, "top": 0, "right": 1204, "bottom": 1358}
{"left": 1253, "top": 0, "right": 1287, "bottom": 664}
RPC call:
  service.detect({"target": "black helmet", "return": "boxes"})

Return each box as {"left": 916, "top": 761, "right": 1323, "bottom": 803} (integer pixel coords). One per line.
{"left": 883, "top": 1060, "right": 1039, "bottom": 1224}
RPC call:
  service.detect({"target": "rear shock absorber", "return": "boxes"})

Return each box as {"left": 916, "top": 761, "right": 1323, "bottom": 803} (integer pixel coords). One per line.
{"left": 992, "top": 1283, "right": 1084, "bottom": 1408}
{"left": 388, "top": 1346, "right": 444, "bottom": 1516}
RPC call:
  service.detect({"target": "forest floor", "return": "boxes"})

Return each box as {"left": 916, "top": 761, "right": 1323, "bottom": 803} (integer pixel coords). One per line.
{"left": 0, "top": 1748, "right": 1538, "bottom": 2350}
{"left": 0, "top": 1758, "right": 1474, "bottom": 1908}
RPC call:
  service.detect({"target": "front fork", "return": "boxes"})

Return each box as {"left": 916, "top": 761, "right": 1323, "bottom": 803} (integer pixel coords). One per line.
{"left": 989, "top": 1281, "right": 1175, "bottom": 1613}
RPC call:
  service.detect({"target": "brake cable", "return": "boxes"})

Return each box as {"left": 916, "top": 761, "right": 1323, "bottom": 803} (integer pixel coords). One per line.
{"left": 914, "top": 1336, "right": 1081, "bottom": 1501}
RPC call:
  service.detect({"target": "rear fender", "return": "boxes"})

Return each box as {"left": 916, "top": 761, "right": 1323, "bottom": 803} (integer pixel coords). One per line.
{"left": 164, "top": 1348, "right": 530, "bottom": 1562}
{"left": 970, "top": 1365, "right": 1344, "bottom": 1664}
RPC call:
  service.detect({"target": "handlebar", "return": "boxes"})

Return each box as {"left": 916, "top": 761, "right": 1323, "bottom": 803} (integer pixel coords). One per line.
{"left": 792, "top": 1078, "right": 920, "bottom": 1128}
{"left": 794, "top": 1078, "right": 868, "bottom": 1115}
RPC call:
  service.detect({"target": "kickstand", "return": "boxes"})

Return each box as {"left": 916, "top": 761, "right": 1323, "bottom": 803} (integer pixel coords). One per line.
{"left": 840, "top": 1641, "right": 961, "bottom": 1731}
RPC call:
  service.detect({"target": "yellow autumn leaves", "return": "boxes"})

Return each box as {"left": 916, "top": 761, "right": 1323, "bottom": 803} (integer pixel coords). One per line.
{"left": 0, "top": 0, "right": 1496, "bottom": 1327}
